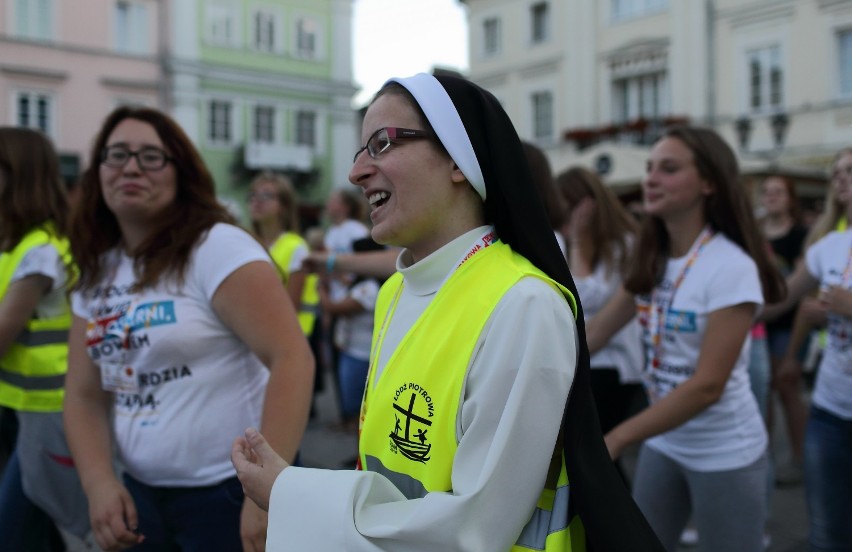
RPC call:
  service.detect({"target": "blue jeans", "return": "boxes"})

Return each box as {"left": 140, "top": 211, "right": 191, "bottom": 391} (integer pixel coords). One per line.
{"left": 338, "top": 352, "right": 369, "bottom": 419}
{"left": 123, "top": 473, "right": 245, "bottom": 552}
{"left": 804, "top": 405, "right": 852, "bottom": 551}
{"left": 0, "top": 450, "right": 63, "bottom": 551}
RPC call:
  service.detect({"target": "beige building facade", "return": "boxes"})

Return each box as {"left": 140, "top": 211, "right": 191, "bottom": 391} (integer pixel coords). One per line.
{"left": 462, "top": 0, "right": 852, "bottom": 192}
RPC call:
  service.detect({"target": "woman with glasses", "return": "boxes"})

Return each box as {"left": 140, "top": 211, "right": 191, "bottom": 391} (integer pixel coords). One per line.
{"left": 62, "top": 106, "right": 314, "bottom": 551}
{"left": 763, "top": 148, "right": 852, "bottom": 551}
{"left": 232, "top": 73, "right": 663, "bottom": 551}
{"left": 0, "top": 127, "right": 88, "bottom": 551}
{"left": 248, "top": 172, "right": 318, "bottom": 337}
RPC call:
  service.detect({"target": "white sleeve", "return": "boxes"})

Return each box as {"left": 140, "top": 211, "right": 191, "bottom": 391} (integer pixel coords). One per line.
{"left": 266, "top": 278, "right": 578, "bottom": 551}
{"left": 288, "top": 243, "right": 309, "bottom": 274}
{"left": 574, "top": 264, "right": 621, "bottom": 317}
{"left": 192, "top": 224, "right": 272, "bottom": 300}
{"left": 12, "top": 244, "right": 65, "bottom": 291}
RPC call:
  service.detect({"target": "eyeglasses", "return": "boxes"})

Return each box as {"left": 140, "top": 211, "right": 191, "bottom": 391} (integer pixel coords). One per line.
{"left": 353, "top": 127, "right": 431, "bottom": 163}
{"left": 248, "top": 191, "right": 277, "bottom": 202}
{"left": 101, "top": 145, "right": 172, "bottom": 171}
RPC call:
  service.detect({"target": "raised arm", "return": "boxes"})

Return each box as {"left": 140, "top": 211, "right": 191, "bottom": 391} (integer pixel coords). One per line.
{"left": 605, "top": 302, "right": 756, "bottom": 459}
{"left": 584, "top": 286, "right": 637, "bottom": 354}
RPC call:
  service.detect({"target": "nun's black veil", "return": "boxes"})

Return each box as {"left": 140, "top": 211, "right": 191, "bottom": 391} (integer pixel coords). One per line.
{"left": 433, "top": 74, "right": 663, "bottom": 551}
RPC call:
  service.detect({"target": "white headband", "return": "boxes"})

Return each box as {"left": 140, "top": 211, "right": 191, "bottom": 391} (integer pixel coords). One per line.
{"left": 386, "top": 73, "right": 487, "bottom": 201}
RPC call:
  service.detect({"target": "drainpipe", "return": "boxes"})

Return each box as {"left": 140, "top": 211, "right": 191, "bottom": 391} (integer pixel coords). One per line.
{"left": 706, "top": 0, "right": 716, "bottom": 126}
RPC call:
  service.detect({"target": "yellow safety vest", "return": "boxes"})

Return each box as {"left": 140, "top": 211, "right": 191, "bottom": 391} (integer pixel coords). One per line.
{"left": 269, "top": 232, "right": 319, "bottom": 335}
{"left": 359, "top": 240, "right": 585, "bottom": 551}
{"left": 0, "top": 225, "right": 72, "bottom": 412}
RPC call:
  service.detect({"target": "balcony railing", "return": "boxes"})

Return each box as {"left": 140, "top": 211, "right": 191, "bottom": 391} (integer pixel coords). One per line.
{"left": 563, "top": 115, "right": 690, "bottom": 150}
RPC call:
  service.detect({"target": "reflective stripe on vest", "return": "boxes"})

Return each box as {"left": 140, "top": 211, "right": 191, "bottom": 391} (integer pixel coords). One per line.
{"left": 359, "top": 241, "right": 584, "bottom": 551}
{"left": 269, "top": 233, "right": 319, "bottom": 335}
{"left": 0, "top": 225, "right": 72, "bottom": 412}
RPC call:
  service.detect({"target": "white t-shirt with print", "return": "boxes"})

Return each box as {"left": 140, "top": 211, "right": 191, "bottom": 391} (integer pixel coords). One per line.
{"left": 636, "top": 233, "right": 766, "bottom": 471}
{"left": 333, "top": 279, "right": 379, "bottom": 361}
{"left": 324, "top": 219, "right": 369, "bottom": 301}
{"left": 574, "top": 241, "right": 643, "bottom": 384}
{"left": 71, "top": 224, "right": 272, "bottom": 487}
{"left": 806, "top": 229, "right": 852, "bottom": 420}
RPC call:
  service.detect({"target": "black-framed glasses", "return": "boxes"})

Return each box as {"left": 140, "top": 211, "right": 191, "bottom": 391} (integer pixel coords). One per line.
{"left": 101, "top": 145, "right": 172, "bottom": 171}
{"left": 353, "top": 127, "right": 430, "bottom": 163}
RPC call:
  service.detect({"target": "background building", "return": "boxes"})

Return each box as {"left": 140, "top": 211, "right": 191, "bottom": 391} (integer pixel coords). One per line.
{"left": 462, "top": 0, "right": 852, "bottom": 201}
{"left": 0, "top": 0, "right": 358, "bottom": 223}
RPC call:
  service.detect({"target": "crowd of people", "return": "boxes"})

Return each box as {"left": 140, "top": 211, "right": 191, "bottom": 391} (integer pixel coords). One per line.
{"left": 0, "top": 72, "right": 849, "bottom": 552}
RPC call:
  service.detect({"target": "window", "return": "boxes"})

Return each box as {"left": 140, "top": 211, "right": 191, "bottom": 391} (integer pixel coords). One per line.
{"left": 15, "top": 91, "right": 53, "bottom": 135}
{"left": 747, "top": 45, "right": 783, "bottom": 112}
{"left": 295, "top": 111, "right": 316, "bottom": 147}
{"left": 115, "top": 1, "right": 149, "bottom": 54}
{"left": 208, "top": 4, "right": 238, "bottom": 46}
{"left": 253, "top": 9, "right": 275, "bottom": 52}
{"left": 840, "top": 29, "right": 852, "bottom": 98}
{"left": 254, "top": 105, "right": 276, "bottom": 143}
{"left": 612, "top": 72, "right": 668, "bottom": 122}
{"left": 531, "top": 91, "right": 553, "bottom": 139}
{"left": 295, "top": 17, "right": 317, "bottom": 58}
{"left": 208, "top": 100, "right": 232, "bottom": 144}
{"left": 531, "top": 3, "right": 549, "bottom": 44}
{"left": 14, "top": 0, "right": 53, "bottom": 40}
{"left": 611, "top": 0, "right": 667, "bottom": 21}
{"left": 483, "top": 18, "right": 501, "bottom": 56}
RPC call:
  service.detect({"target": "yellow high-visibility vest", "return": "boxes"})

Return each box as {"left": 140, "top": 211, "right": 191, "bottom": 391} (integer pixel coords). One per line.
{"left": 359, "top": 240, "right": 585, "bottom": 551}
{"left": 0, "top": 225, "right": 73, "bottom": 412}
{"left": 269, "top": 232, "right": 319, "bottom": 335}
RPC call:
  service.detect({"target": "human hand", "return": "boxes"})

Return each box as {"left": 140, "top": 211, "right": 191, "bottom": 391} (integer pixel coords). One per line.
{"left": 302, "top": 252, "right": 329, "bottom": 274}
{"left": 820, "top": 285, "right": 852, "bottom": 318}
{"left": 568, "top": 197, "right": 596, "bottom": 241}
{"left": 231, "top": 428, "right": 290, "bottom": 512}
{"left": 86, "top": 478, "right": 144, "bottom": 551}
{"left": 240, "top": 498, "right": 269, "bottom": 552}
{"left": 603, "top": 431, "right": 623, "bottom": 460}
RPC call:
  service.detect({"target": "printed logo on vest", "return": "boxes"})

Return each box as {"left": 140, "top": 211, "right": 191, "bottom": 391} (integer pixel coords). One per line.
{"left": 390, "top": 382, "right": 434, "bottom": 463}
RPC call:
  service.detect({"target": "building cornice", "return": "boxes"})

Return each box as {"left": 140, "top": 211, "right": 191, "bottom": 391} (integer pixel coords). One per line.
{"left": 165, "top": 58, "right": 358, "bottom": 99}
{"left": 100, "top": 77, "right": 160, "bottom": 91}
{"left": 0, "top": 35, "right": 159, "bottom": 62}
{"left": 717, "top": 1, "right": 796, "bottom": 29}
{"left": 0, "top": 64, "right": 66, "bottom": 80}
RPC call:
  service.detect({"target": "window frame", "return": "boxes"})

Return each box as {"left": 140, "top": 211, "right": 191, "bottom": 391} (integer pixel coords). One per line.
{"left": 12, "top": 89, "right": 55, "bottom": 137}
{"left": 483, "top": 17, "right": 501, "bottom": 57}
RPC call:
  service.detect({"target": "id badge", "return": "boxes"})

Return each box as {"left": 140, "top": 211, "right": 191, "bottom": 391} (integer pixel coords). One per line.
{"left": 100, "top": 361, "right": 140, "bottom": 393}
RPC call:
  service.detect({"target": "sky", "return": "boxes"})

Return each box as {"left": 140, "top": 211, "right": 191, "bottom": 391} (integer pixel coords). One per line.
{"left": 351, "top": 0, "right": 469, "bottom": 107}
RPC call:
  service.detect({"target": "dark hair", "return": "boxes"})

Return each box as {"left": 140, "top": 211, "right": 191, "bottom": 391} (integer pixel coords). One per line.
{"left": 624, "top": 126, "right": 785, "bottom": 303}
{"left": 522, "top": 142, "right": 566, "bottom": 230}
{"left": 71, "top": 106, "right": 236, "bottom": 291}
{"left": 556, "top": 166, "right": 638, "bottom": 276}
{"left": 760, "top": 174, "right": 802, "bottom": 223}
{"left": 0, "top": 127, "right": 68, "bottom": 251}
{"left": 250, "top": 171, "right": 300, "bottom": 234}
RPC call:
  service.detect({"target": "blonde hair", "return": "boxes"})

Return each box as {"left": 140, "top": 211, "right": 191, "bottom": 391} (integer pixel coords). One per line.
{"left": 250, "top": 172, "right": 300, "bottom": 234}
{"left": 806, "top": 148, "right": 852, "bottom": 247}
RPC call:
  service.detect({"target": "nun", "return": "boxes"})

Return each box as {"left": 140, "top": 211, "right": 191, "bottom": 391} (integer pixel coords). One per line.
{"left": 232, "top": 73, "right": 663, "bottom": 552}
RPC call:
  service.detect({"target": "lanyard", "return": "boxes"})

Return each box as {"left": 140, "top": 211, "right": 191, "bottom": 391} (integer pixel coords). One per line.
{"left": 648, "top": 226, "right": 714, "bottom": 369}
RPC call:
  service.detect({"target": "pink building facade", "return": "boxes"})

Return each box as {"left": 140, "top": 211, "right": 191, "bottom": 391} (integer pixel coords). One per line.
{"left": 0, "top": 0, "right": 163, "bottom": 182}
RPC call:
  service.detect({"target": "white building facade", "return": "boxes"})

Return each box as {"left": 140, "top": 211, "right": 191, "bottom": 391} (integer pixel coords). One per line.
{"left": 462, "top": 0, "right": 852, "bottom": 189}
